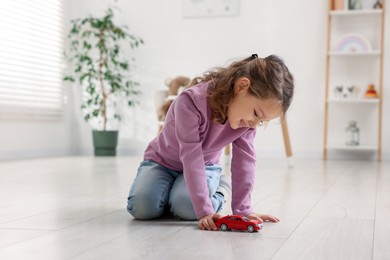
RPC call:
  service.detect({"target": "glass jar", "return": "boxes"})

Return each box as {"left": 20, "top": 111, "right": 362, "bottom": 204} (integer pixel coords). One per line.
{"left": 345, "top": 120, "right": 359, "bottom": 146}
{"left": 349, "top": 0, "right": 363, "bottom": 9}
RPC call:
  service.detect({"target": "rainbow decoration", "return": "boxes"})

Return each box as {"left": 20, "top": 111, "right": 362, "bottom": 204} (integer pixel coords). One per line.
{"left": 335, "top": 34, "right": 372, "bottom": 53}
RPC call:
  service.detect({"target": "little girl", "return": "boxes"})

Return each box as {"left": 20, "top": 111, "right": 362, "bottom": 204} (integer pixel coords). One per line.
{"left": 127, "top": 54, "right": 294, "bottom": 231}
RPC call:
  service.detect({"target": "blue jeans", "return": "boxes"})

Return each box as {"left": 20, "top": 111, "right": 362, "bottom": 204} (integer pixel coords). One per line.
{"left": 127, "top": 160, "right": 224, "bottom": 220}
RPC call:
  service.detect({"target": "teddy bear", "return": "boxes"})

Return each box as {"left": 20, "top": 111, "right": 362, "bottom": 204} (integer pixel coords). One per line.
{"left": 157, "top": 76, "right": 190, "bottom": 123}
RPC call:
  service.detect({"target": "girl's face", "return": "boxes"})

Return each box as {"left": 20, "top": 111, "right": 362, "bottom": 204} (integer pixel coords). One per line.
{"left": 227, "top": 77, "right": 283, "bottom": 129}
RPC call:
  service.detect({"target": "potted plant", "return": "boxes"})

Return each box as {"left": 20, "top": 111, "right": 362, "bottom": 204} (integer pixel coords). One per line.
{"left": 64, "top": 7, "right": 143, "bottom": 156}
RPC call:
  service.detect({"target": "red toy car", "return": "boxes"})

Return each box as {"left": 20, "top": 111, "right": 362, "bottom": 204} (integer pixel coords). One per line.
{"left": 215, "top": 215, "right": 262, "bottom": 232}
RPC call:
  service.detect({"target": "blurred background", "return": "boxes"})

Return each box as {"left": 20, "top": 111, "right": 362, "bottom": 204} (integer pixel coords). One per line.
{"left": 0, "top": 0, "right": 388, "bottom": 161}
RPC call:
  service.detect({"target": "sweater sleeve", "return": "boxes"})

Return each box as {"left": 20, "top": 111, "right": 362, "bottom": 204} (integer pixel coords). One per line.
{"left": 231, "top": 129, "right": 257, "bottom": 216}
{"left": 172, "top": 93, "right": 215, "bottom": 219}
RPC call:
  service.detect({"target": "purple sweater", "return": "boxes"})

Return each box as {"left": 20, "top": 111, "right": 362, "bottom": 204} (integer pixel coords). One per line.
{"left": 144, "top": 81, "right": 257, "bottom": 219}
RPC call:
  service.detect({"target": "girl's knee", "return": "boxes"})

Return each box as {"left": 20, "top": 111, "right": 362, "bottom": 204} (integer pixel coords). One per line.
{"left": 169, "top": 192, "right": 197, "bottom": 220}
{"left": 127, "top": 192, "right": 165, "bottom": 220}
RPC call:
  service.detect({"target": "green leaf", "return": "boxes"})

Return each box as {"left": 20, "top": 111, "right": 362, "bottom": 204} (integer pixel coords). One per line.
{"left": 75, "top": 65, "right": 82, "bottom": 73}
{"left": 87, "top": 86, "right": 95, "bottom": 95}
{"left": 119, "top": 62, "right": 128, "bottom": 70}
{"left": 63, "top": 76, "right": 75, "bottom": 82}
{"left": 92, "top": 109, "right": 100, "bottom": 117}
{"left": 114, "top": 114, "right": 122, "bottom": 121}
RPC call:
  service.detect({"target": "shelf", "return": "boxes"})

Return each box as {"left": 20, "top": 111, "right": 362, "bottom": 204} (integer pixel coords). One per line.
{"left": 330, "top": 9, "right": 383, "bottom": 16}
{"left": 328, "top": 50, "right": 381, "bottom": 56}
{"left": 324, "top": 0, "right": 385, "bottom": 161}
{"left": 327, "top": 98, "right": 380, "bottom": 104}
{"left": 327, "top": 144, "right": 377, "bottom": 151}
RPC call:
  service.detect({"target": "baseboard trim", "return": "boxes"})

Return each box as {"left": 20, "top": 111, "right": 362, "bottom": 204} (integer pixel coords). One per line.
{"left": 0, "top": 148, "right": 80, "bottom": 161}
{"left": 1, "top": 149, "right": 388, "bottom": 161}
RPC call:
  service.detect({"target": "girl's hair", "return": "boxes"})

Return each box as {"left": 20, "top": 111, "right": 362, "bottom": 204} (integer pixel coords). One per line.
{"left": 190, "top": 54, "right": 294, "bottom": 124}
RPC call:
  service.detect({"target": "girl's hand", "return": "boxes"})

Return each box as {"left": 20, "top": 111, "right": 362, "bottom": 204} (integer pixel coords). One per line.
{"left": 247, "top": 213, "right": 280, "bottom": 223}
{"left": 198, "top": 213, "right": 222, "bottom": 231}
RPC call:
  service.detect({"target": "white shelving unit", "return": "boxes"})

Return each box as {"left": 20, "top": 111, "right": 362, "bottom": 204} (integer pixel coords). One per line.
{"left": 327, "top": 144, "right": 378, "bottom": 151}
{"left": 327, "top": 98, "right": 380, "bottom": 104}
{"left": 328, "top": 50, "right": 381, "bottom": 56}
{"left": 330, "top": 9, "right": 383, "bottom": 16}
{"left": 323, "top": 0, "right": 386, "bottom": 160}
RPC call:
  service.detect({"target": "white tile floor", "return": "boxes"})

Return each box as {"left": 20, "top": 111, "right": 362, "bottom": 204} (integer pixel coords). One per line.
{"left": 0, "top": 156, "right": 389, "bottom": 259}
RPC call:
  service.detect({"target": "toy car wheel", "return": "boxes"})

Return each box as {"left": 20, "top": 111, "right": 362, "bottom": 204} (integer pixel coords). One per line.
{"left": 247, "top": 225, "right": 255, "bottom": 233}
{"left": 220, "top": 224, "right": 229, "bottom": 231}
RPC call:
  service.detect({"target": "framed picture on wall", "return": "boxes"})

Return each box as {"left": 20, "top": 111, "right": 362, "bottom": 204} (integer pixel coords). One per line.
{"left": 182, "top": 0, "right": 239, "bottom": 18}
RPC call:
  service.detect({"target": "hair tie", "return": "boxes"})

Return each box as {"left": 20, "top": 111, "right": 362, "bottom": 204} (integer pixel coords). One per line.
{"left": 251, "top": 54, "right": 258, "bottom": 59}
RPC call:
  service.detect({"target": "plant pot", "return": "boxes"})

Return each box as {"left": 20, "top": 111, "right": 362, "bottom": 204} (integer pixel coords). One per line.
{"left": 92, "top": 130, "right": 118, "bottom": 156}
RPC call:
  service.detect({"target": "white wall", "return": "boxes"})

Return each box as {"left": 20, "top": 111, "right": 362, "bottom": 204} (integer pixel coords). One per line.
{"left": 2, "top": 0, "right": 388, "bottom": 160}
{"left": 0, "top": 100, "right": 79, "bottom": 160}
{"left": 69, "top": 0, "right": 390, "bottom": 160}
